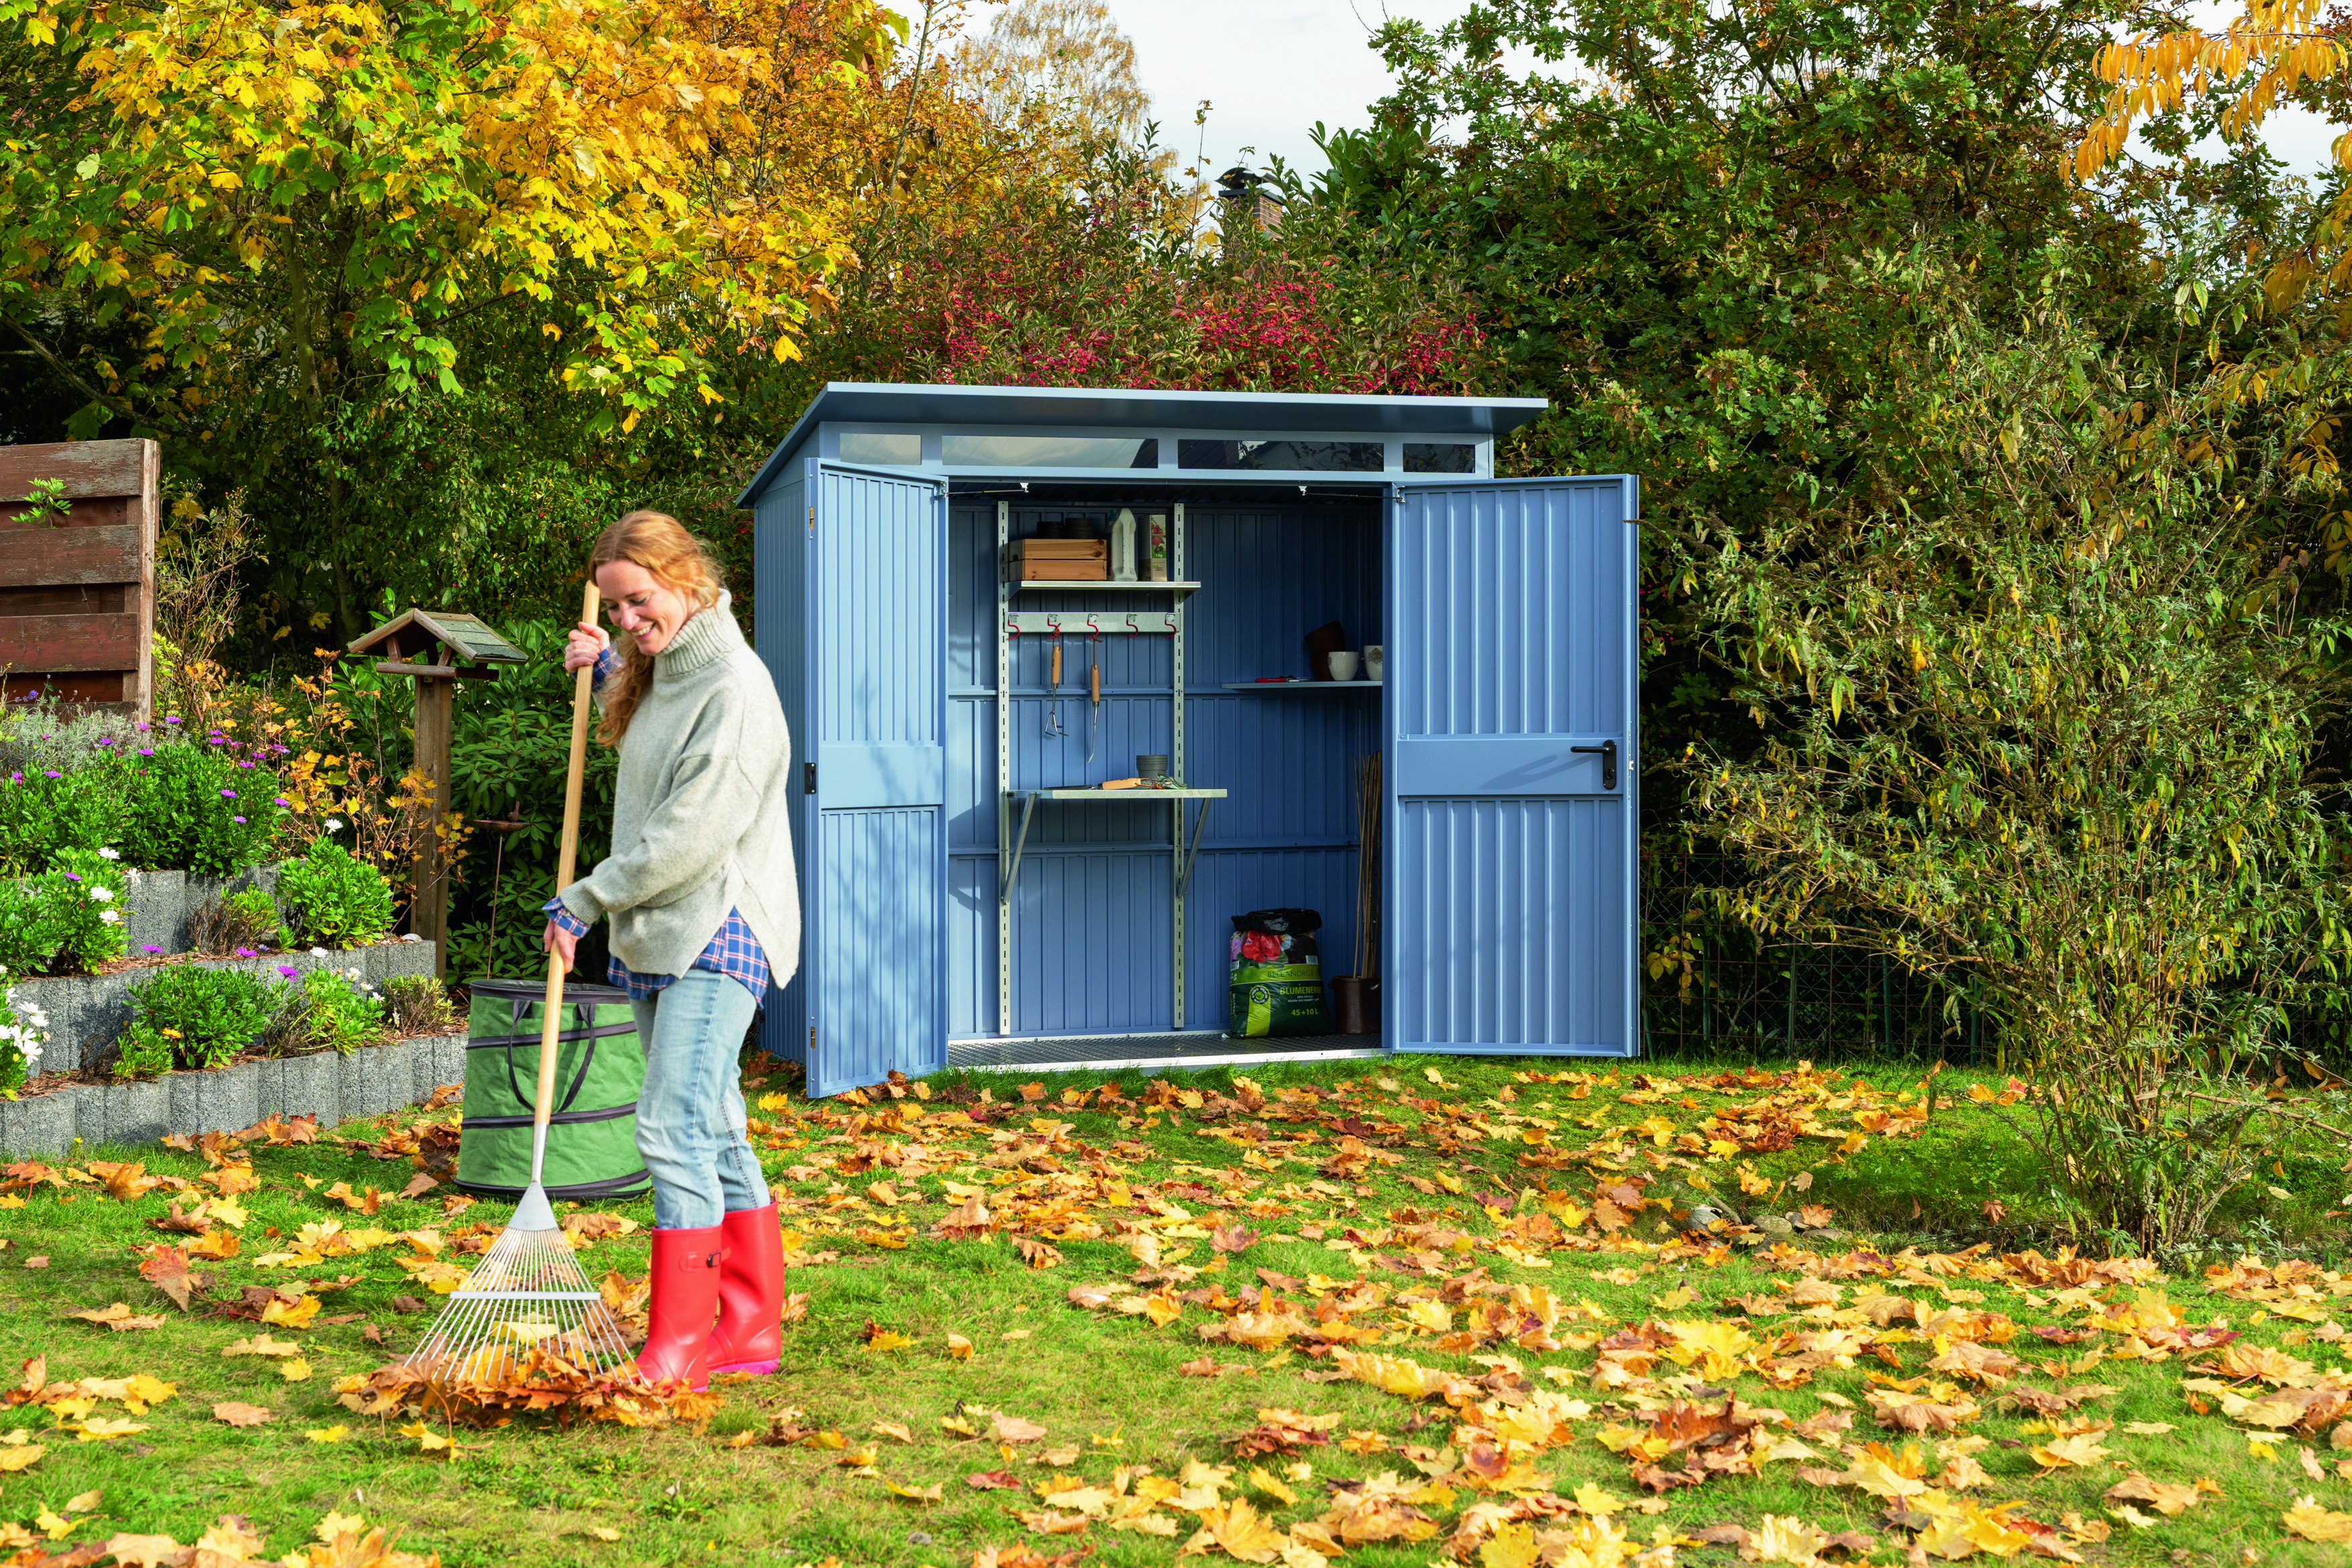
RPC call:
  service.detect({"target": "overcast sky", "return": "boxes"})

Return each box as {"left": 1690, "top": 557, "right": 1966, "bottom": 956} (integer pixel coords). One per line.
{"left": 968, "top": 0, "right": 2341, "bottom": 182}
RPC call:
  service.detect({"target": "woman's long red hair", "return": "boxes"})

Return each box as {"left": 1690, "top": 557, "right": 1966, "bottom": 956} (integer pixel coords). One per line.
{"left": 589, "top": 511, "right": 725, "bottom": 745}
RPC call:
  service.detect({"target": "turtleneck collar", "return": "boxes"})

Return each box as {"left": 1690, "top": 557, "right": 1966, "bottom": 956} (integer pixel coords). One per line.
{"left": 654, "top": 590, "right": 740, "bottom": 682}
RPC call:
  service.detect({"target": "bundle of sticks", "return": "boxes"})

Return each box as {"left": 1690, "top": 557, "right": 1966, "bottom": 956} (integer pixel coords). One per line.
{"left": 1354, "top": 753, "right": 1382, "bottom": 978}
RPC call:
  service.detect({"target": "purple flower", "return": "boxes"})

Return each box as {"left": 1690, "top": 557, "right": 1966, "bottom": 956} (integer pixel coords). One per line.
{"left": 219, "top": 788, "right": 237, "bottom": 798}
{"left": 42, "top": 771, "right": 60, "bottom": 779}
{"left": 235, "top": 948, "right": 257, "bottom": 959}
{"left": 142, "top": 945, "right": 163, "bottom": 954}
{"left": 276, "top": 965, "right": 299, "bottom": 979}
{"left": 137, "top": 748, "right": 152, "bottom": 757}
{"left": 231, "top": 815, "right": 247, "bottom": 824}
{"left": 62, "top": 872, "right": 79, "bottom": 882}
{"left": 134, "top": 723, "right": 149, "bottom": 733}
{"left": 164, "top": 716, "right": 181, "bottom": 725}
{"left": 274, "top": 796, "right": 290, "bottom": 806}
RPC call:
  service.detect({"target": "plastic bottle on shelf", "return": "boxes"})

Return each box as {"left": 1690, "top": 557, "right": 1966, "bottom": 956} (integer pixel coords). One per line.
{"left": 1146, "top": 514, "right": 1168, "bottom": 581}
{"left": 1110, "top": 509, "right": 1138, "bottom": 581}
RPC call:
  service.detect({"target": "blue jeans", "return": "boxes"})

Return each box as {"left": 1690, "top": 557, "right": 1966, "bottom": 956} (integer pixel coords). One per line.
{"left": 630, "top": 969, "right": 770, "bottom": 1231}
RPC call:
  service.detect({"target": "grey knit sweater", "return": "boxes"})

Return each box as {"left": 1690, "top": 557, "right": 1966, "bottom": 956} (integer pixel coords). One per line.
{"left": 557, "top": 591, "right": 799, "bottom": 986}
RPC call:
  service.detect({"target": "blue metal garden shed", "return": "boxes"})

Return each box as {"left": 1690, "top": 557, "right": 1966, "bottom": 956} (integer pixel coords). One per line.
{"left": 737, "top": 383, "right": 1639, "bottom": 1095}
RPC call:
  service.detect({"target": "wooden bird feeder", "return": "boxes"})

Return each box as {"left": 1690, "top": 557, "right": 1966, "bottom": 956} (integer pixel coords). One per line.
{"left": 347, "top": 609, "right": 528, "bottom": 975}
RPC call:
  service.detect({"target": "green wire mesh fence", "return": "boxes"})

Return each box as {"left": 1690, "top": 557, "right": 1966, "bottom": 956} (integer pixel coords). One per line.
{"left": 1639, "top": 852, "right": 2352, "bottom": 1071}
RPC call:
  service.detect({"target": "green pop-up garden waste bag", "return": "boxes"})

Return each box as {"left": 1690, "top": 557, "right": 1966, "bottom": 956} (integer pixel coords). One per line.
{"left": 456, "top": 978, "right": 652, "bottom": 1201}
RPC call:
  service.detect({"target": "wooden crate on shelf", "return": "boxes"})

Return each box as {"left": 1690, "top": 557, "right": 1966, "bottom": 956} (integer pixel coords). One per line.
{"left": 0, "top": 439, "right": 158, "bottom": 719}
{"left": 1009, "top": 539, "right": 1108, "bottom": 581}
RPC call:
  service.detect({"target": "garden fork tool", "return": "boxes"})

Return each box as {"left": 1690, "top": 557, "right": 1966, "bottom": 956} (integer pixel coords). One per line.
{"left": 1045, "top": 629, "right": 1067, "bottom": 739}
{"left": 1086, "top": 627, "right": 1102, "bottom": 763}
{"left": 406, "top": 581, "right": 634, "bottom": 1388}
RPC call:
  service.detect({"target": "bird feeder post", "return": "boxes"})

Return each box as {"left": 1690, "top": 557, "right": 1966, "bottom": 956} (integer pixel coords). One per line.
{"left": 347, "top": 609, "right": 528, "bottom": 979}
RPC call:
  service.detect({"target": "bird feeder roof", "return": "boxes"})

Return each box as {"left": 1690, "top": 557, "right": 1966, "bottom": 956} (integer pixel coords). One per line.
{"left": 349, "top": 609, "right": 528, "bottom": 669}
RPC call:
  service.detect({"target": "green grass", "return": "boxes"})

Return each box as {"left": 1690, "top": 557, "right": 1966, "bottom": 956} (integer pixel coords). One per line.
{"left": 0, "top": 1052, "right": 2345, "bottom": 1565}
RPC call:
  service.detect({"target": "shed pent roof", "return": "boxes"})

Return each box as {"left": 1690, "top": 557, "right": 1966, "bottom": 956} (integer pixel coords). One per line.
{"left": 737, "top": 383, "right": 1552, "bottom": 505}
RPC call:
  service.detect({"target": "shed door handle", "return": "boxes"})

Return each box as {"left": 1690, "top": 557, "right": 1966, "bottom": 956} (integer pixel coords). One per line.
{"left": 1570, "top": 741, "right": 1617, "bottom": 790}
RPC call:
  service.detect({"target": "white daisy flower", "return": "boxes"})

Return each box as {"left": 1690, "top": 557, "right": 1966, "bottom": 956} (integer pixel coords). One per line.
{"left": 99, "top": 909, "right": 119, "bottom": 925}
{"left": 326, "top": 818, "right": 345, "bottom": 832}
{"left": 97, "top": 847, "right": 119, "bottom": 860}
{"left": 89, "top": 885, "right": 113, "bottom": 902}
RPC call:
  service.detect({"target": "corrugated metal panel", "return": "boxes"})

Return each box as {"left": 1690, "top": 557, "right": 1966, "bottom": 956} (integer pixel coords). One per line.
{"left": 811, "top": 808, "right": 943, "bottom": 1092}
{"left": 818, "top": 469, "right": 945, "bottom": 753}
{"left": 947, "top": 855, "right": 994, "bottom": 1036}
{"left": 949, "top": 502, "right": 998, "bottom": 692}
{"left": 754, "top": 475, "right": 808, "bottom": 1063}
{"left": 1183, "top": 503, "right": 1380, "bottom": 686}
{"left": 1008, "top": 853, "right": 1173, "bottom": 1035}
{"left": 1387, "top": 479, "right": 1639, "bottom": 1056}
{"left": 806, "top": 467, "right": 949, "bottom": 1095}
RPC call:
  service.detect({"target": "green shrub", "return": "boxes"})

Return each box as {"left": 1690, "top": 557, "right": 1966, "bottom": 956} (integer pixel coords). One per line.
{"left": 276, "top": 839, "right": 395, "bottom": 949}
{"left": 260, "top": 965, "right": 386, "bottom": 1056}
{"left": 119, "top": 741, "right": 282, "bottom": 876}
{"left": 119, "top": 963, "right": 284, "bottom": 1077}
{"left": 190, "top": 888, "right": 278, "bottom": 955}
{"left": 0, "top": 762, "right": 126, "bottom": 875}
{"left": 384, "top": 974, "right": 456, "bottom": 1037}
{"left": 0, "top": 880, "right": 71, "bottom": 977}
{"left": 0, "top": 847, "right": 128, "bottom": 977}
{"left": 50, "top": 847, "right": 128, "bottom": 973}
{"left": 0, "top": 969, "right": 51, "bottom": 1093}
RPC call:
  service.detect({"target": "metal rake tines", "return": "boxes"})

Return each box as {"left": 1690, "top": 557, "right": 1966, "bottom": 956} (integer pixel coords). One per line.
{"left": 404, "top": 1290, "right": 637, "bottom": 1382}
{"left": 404, "top": 1225, "right": 637, "bottom": 1382}
{"left": 456, "top": 1228, "right": 604, "bottom": 1296}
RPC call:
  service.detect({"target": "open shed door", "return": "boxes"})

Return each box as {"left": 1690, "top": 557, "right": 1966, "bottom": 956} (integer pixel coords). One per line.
{"left": 1387, "top": 477, "right": 1639, "bottom": 1057}
{"left": 805, "top": 466, "right": 949, "bottom": 1096}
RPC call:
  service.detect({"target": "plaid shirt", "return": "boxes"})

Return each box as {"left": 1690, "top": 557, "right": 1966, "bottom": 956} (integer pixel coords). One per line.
{"left": 550, "top": 650, "right": 767, "bottom": 1008}
{"left": 543, "top": 898, "right": 768, "bottom": 1008}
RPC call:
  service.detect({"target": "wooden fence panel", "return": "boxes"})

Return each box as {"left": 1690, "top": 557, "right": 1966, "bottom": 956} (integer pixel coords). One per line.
{"left": 0, "top": 439, "right": 157, "bottom": 717}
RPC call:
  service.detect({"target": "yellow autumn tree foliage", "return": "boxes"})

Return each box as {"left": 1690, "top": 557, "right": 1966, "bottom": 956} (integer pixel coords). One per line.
{"left": 2076, "top": 1, "right": 2351, "bottom": 303}
{"left": 0, "top": 0, "right": 908, "bottom": 435}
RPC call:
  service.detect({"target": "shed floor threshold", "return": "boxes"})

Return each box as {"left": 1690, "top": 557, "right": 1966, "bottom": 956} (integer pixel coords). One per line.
{"left": 946, "top": 1033, "right": 1383, "bottom": 1072}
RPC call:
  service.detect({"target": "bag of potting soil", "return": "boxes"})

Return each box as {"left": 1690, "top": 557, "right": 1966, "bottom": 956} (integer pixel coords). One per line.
{"left": 1226, "top": 908, "right": 1332, "bottom": 1038}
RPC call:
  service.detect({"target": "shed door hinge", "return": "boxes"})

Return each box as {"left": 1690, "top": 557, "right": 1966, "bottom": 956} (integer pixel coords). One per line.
{"left": 807, "top": 503, "right": 815, "bottom": 534}
{"left": 809, "top": 1025, "right": 816, "bottom": 1054}
{"left": 805, "top": 761, "right": 817, "bottom": 794}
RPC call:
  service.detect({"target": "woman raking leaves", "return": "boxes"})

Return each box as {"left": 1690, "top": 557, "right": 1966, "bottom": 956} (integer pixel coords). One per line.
{"left": 542, "top": 512, "right": 802, "bottom": 1390}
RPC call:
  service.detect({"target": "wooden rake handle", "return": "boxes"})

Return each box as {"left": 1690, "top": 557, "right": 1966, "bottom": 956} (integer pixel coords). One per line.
{"left": 536, "top": 581, "right": 602, "bottom": 1141}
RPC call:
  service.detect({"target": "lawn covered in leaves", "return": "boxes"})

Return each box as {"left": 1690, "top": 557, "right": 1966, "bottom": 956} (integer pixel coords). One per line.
{"left": 0, "top": 1054, "right": 2345, "bottom": 1567}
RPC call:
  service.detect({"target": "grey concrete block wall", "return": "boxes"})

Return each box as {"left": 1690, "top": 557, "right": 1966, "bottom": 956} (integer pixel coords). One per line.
{"left": 168, "top": 1059, "right": 259, "bottom": 1138}
{"left": 121, "top": 869, "right": 186, "bottom": 956}
{"left": 7, "top": 975, "right": 76, "bottom": 1075}
{"left": 337, "top": 1039, "right": 408, "bottom": 1121}
{"left": 270, "top": 1052, "right": 341, "bottom": 1124}
{"left": 419, "top": 1035, "right": 466, "bottom": 1100}
{"left": 0, "top": 1093, "right": 76, "bottom": 1158}
{"left": 73, "top": 972, "right": 135, "bottom": 1075}
{"left": 0, "top": 1030, "right": 455, "bottom": 1155}
{"left": 92, "top": 1077, "right": 169, "bottom": 1150}
{"left": 17, "top": 939, "right": 435, "bottom": 1082}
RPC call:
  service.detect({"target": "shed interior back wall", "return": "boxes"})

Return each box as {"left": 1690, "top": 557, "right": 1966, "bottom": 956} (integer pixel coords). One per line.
{"left": 948, "top": 495, "right": 1383, "bottom": 1038}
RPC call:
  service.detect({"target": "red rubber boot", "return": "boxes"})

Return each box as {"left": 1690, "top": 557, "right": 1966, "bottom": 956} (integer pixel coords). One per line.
{"left": 636, "top": 1226, "right": 724, "bottom": 1391}
{"left": 707, "top": 1202, "right": 786, "bottom": 1376}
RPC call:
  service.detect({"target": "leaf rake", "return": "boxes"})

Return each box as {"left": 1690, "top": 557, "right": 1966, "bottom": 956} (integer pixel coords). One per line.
{"left": 405, "top": 583, "right": 636, "bottom": 1390}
